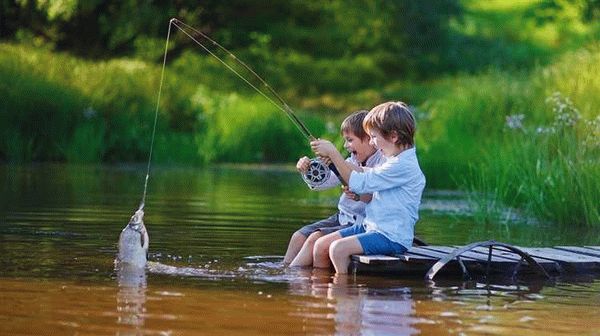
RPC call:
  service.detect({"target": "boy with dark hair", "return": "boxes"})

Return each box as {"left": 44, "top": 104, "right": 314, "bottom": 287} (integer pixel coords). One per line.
{"left": 284, "top": 110, "right": 385, "bottom": 266}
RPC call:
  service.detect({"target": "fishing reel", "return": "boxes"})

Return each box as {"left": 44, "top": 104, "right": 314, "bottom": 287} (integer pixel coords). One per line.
{"left": 302, "top": 158, "right": 339, "bottom": 189}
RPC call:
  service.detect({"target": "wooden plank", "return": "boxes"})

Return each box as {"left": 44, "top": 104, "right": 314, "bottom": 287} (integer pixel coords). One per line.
{"left": 355, "top": 254, "right": 402, "bottom": 265}
{"left": 468, "top": 246, "right": 557, "bottom": 265}
{"left": 423, "top": 245, "right": 518, "bottom": 263}
{"left": 554, "top": 246, "right": 600, "bottom": 258}
{"left": 518, "top": 247, "right": 600, "bottom": 263}
{"left": 408, "top": 247, "right": 456, "bottom": 260}
{"left": 352, "top": 253, "right": 435, "bottom": 265}
{"left": 352, "top": 244, "right": 600, "bottom": 277}
{"left": 407, "top": 247, "right": 503, "bottom": 267}
{"left": 403, "top": 252, "right": 440, "bottom": 262}
{"left": 467, "top": 246, "right": 561, "bottom": 274}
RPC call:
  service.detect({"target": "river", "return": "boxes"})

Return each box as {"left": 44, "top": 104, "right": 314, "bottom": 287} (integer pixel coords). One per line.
{"left": 1, "top": 164, "right": 599, "bottom": 335}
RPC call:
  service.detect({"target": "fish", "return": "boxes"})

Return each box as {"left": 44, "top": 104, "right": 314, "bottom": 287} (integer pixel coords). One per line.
{"left": 117, "top": 208, "right": 149, "bottom": 269}
{"left": 116, "top": 210, "right": 148, "bottom": 329}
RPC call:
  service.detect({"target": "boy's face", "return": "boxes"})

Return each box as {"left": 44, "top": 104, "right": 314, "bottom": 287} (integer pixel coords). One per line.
{"left": 342, "top": 130, "right": 376, "bottom": 163}
{"left": 368, "top": 128, "right": 398, "bottom": 157}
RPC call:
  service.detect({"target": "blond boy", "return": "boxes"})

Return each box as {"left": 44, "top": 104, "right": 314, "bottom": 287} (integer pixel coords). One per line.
{"left": 311, "top": 102, "right": 426, "bottom": 274}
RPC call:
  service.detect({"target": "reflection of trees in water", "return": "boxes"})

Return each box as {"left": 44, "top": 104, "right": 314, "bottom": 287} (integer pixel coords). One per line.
{"left": 116, "top": 264, "right": 147, "bottom": 335}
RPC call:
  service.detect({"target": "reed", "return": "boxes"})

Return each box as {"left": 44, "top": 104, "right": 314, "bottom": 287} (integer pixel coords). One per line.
{"left": 417, "top": 47, "right": 600, "bottom": 226}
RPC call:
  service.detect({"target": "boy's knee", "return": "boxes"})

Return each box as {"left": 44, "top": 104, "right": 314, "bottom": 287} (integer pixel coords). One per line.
{"left": 307, "top": 231, "right": 323, "bottom": 243}
{"left": 329, "top": 240, "right": 344, "bottom": 259}
{"left": 313, "top": 237, "right": 329, "bottom": 256}
{"left": 291, "top": 230, "right": 306, "bottom": 242}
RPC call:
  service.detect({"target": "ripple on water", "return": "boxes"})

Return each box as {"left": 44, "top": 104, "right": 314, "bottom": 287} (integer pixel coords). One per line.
{"left": 3, "top": 165, "right": 600, "bottom": 336}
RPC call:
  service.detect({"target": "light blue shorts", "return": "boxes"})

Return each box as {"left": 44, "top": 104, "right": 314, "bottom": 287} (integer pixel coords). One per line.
{"left": 338, "top": 224, "right": 408, "bottom": 255}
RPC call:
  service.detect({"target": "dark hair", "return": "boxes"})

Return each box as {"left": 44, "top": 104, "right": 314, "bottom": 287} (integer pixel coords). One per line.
{"left": 341, "top": 110, "right": 369, "bottom": 140}
{"left": 363, "top": 101, "right": 415, "bottom": 146}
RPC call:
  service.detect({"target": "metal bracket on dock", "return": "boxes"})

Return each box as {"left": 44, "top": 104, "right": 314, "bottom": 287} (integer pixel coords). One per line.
{"left": 425, "top": 240, "right": 550, "bottom": 281}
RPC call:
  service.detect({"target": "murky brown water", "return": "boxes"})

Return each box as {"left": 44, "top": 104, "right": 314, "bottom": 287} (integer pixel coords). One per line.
{"left": 1, "top": 164, "right": 600, "bottom": 335}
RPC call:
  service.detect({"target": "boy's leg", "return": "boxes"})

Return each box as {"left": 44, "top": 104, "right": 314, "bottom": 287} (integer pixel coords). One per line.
{"left": 283, "top": 231, "right": 307, "bottom": 264}
{"left": 284, "top": 214, "right": 340, "bottom": 264}
{"left": 329, "top": 236, "right": 364, "bottom": 274}
{"left": 330, "top": 231, "right": 407, "bottom": 274}
{"left": 289, "top": 231, "right": 323, "bottom": 267}
{"left": 313, "top": 232, "right": 343, "bottom": 269}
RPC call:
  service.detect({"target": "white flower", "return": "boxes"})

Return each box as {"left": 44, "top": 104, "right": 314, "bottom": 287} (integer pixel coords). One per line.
{"left": 505, "top": 114, "right": 525, "bottom": 130}
{"left": 326, "top": 121, "right": 336, "bottom": 134}
{"left": 546, "top": 92, "right": 580, "bottom": 128}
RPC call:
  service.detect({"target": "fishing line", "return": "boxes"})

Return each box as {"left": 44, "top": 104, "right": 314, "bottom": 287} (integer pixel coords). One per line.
{"left": 170, "top": 18, "right": 315, "bottom": 141}
{"left": 139, "top": 19, "right": 173, "bottom": 210}
{"left": 140, "top": 18, "right": 340, "bottom": 197}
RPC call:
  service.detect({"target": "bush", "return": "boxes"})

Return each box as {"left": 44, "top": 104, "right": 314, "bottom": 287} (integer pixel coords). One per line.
{"left": 197, "top": 93, "right": 323, "bottom": 163}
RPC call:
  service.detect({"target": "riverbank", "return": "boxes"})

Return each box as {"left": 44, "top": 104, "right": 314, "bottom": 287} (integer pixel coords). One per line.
{"left": 1, "top": 42, "right": 598, "bottom": 226}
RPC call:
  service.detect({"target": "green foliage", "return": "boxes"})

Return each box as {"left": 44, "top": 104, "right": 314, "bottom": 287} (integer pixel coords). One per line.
{"left": 0, "top": 57, "right": 85, "bottom": 162}
{"left": 466, "top": 93, "right": 599, "bottom": 226}
{"left": 0, "top": 1, "right": 598, "bottom": 226}
{"left": 410, "top": 48, "right": 600, "bottom": 226}
{"left": 0, "top": 43, "right": 329, "bottom": 165}
{"left": 196, "top": 94, "right": 319, "bottom": 163}
{"left": 2, "top": 1, "right": 463, "bottom": 81}
{"left": 63, "top": 111, "right": 106, "bottom": 163}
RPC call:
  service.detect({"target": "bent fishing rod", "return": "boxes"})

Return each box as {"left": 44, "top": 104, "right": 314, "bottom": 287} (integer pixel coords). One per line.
{"left": 165, "top": 18, "right": 341, "bottom": 188}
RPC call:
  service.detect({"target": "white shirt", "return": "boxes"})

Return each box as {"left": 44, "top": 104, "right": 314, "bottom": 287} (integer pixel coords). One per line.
{"left": 313, "top": 150, "right": 385, "bottom": 226}
{"left": 348, "top": 147, "right": 425, "bottom": 249}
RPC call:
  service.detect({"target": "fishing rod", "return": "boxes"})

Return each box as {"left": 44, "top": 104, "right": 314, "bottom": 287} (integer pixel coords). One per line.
{"left": 168, "top": 18, "right": 340, "bottom": 188}
{"left": 172, "top": 19, "right": 314, "bottom": 141}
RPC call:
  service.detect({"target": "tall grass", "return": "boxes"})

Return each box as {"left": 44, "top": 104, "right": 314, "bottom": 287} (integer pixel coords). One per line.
{"left": 414, "top": 47, "right": 600, "bottom": 226}
{"left": 0, "top": 43, "right": 325, "bottom": 164}
{"left": 0, "top": 64, "right": 86, "bottom": 162}
{"left": 196, "top": 94, "right": 324, "bottom": 163}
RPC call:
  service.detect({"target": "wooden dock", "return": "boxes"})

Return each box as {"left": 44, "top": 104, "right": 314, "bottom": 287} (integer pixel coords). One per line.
{"left": 350, "top": 241, "right": 600, "bottom": 280}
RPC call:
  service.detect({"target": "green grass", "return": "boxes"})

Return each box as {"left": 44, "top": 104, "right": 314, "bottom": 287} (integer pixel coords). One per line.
{"left": 408, "top": 47, "right": 600, "bottom": 226}
{"left": 0, "top": 43, "right": 324, "bottom": 164}
{"left": 0, "top": 15, "right": 600, "bottom": 226}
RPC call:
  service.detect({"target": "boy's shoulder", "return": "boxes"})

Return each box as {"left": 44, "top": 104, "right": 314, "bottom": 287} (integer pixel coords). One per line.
{"left": 365, "top": 150, "right": 386, "bottom": 167}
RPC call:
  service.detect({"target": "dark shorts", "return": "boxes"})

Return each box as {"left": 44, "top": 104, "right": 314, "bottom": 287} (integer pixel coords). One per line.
{"left": 298, "top": 213, "right": 353, "bottom": 237}
{"left": 338, "top": 224, "right": 408, "bottom": 255}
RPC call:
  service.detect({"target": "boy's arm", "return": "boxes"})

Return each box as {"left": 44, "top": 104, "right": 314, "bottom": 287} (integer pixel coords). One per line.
{"left": 342, "top": 186, "right": 372, "bottom": 202}
{"left": 311, "top": 139, "right": 361, "bottom": 185}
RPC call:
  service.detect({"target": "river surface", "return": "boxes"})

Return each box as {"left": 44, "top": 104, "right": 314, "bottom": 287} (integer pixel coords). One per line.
{"left": 1, "top": 164, "right": 599, "bottom": 335}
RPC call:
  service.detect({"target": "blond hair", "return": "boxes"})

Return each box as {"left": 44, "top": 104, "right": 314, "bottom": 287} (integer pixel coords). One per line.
{"left": 341, "top": 110, "right": 369, "bottom": 140}
{"left": 363, "top": 102, "right": 415, "bottom": 147}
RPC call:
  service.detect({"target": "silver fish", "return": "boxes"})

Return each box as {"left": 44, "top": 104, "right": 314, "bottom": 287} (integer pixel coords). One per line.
{"left": 117, "top": 209, "right": 149, "bottom": 269}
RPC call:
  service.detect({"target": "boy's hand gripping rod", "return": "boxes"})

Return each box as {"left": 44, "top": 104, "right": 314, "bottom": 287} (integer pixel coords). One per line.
{"left": 168, "top": 18, "right": 341, "bottom": 188}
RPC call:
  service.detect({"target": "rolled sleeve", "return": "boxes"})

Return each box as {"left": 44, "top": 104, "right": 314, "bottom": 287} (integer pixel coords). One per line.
{"left": 349, "top": 159, "right": 412, "bottom": 194}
